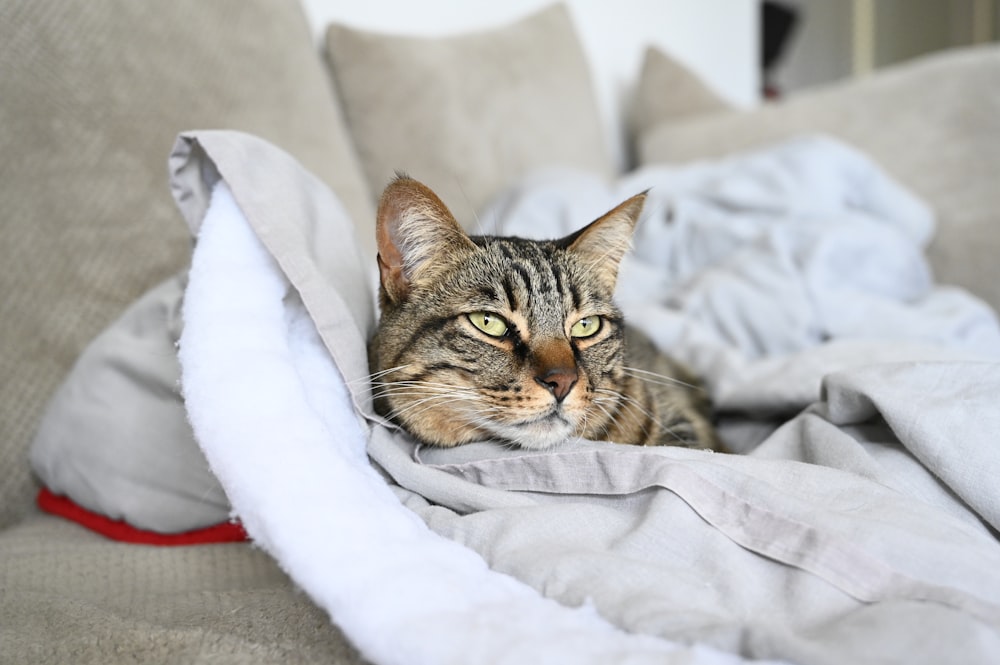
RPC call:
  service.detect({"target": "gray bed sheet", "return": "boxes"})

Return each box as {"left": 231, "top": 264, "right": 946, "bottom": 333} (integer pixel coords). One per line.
{"left": 371, "top": 360, "right": 1000, "bottom": 664}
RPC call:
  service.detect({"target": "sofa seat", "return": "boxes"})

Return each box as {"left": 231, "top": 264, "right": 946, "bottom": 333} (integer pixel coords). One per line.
{"left": 0, "top": 513, "right": 366, "bottom": 664}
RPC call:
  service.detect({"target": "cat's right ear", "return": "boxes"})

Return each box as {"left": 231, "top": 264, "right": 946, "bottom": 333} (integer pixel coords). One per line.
{"left": 563, "top": 191, "right": 646, "bottom": 291}
{"left": 376, "top": 175, "right": 475, "bottom": 304}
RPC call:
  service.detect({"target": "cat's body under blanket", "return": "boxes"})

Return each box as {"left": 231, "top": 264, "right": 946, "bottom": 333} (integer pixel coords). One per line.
{"left": 368, "top": 175, "right": 719, "bottom": 451}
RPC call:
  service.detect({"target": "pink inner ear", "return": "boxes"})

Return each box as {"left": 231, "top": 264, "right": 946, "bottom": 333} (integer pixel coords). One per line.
{"left": 375, "top": 191, "right": 412, "bottom": 303}
{"left": 377, "top": 252, "right": 408, "bottom": 302}
{"left": 376, "top": 216, "right": 406, "bottom": 272}
{"left": 373, "top": 175, "right": 477, "bottom": 304}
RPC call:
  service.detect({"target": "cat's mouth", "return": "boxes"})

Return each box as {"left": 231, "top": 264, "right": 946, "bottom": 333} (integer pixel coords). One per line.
{"left": 487, "top": 411, "right": 576, "bottom": 450}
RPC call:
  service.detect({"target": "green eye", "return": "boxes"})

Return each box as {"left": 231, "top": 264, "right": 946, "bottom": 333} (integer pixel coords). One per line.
{"left": 468, "top": 311, "right": 509, "bottom": 337}
{"left": 570, "top": 316, "right": 601, "bottom": 338}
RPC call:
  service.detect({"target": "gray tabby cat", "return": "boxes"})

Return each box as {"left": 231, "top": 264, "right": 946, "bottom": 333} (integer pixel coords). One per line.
{"left": 368, "top": 175, "right": 720, "bottom": 451}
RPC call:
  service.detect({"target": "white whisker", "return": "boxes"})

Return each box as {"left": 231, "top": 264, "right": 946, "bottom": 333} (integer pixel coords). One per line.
{"left": 585, "top": 398, "right": 617, "bottom": 439}
{"left": 371, "top": 379, "right": 475, "bottom": 388}
{"left": 594, "top": 387, "right": 688, "bottom": 445}
{"left": 352, "top": 364, "right": 412, "bottom": 385}
{"left": 621, "top": 366, "right": 702, "bottom": 391}
{"left": 391, "top": 394, "right": 480, "bottom": 421}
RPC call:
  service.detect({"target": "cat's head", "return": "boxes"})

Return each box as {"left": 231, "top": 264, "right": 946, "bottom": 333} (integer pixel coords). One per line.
{"left": 370, "top": 175, "right": 645, "bottom": 450}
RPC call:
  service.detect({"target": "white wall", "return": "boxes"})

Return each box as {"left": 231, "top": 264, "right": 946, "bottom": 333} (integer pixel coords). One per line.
{"left": 299, "top": 0, "right": 759, "bottom": 169}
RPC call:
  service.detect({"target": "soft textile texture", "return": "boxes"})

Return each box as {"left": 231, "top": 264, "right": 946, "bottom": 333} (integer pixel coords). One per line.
{"left": 483, "top": 136, "right": 1000, "bottom": 421}
{"left": 173, "top": 131, "right": 1000, "bottom": 664}
{"left": 404, "top": 363, "right": 1000, "bottom": 664}
{"left": 324, "top": 4, "right": 614, "bottom": 222}
{"left": 0, "top": 513, "right": 366, "bottom": 664}
{"left": 175, "top": 131, "right": 756, "bottom": 665}
{"left": 29, "top": 122, "right": 376, "bottom": 537}
{"left": 388, "top": 140, "right": 1000, "bottom": 664}
{"left": 0, "top": 0, "right": 373, "bottom": 530}
{"left": 30, "top": 275, "right": 230, "bottom": 533}
{"left": 629, "top": 46, "right": 732, "bottom": 149}
{"left": 36, "top": 488, "right": 246, "bottom": 545}
{"left": 636, "top": 45, "right": 1000, "bottom": 315}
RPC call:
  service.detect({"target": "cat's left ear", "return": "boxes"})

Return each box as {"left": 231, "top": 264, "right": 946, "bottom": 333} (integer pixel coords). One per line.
{"left": 564, "top": 191, "right": 646, "bottom": 290}
{"left": 376, "top": 175, "right": 476, "bottom": 304}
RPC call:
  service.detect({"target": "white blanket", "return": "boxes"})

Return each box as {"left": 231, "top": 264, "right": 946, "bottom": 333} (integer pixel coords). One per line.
{"left": 175, "top": 132, "right": 1000, "bottom": 665}
{"left": 482, "top": 136, "right": 1000, "bottom": 422}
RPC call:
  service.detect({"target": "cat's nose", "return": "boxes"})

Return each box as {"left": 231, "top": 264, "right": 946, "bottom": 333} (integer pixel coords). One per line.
{"left": 535, "top": 367, "right": 578, "bottom": 403}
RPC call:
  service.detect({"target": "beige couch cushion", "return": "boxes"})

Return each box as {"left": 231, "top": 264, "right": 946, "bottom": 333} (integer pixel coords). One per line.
{"left": 0, "top": 0, "right": 374, "bottom": 530}
{"left": 324, "top": 4, "right": 614, "bottom": 223}
{"left": 637, "top": 46, "right": 1000, "bottom": 314}
{"left": 629, "top": 46, "right": 732, "bottom": 148}
{"left": 0, "top": 513, "right": 365, "bottom": 663}
{"left": 28, "top": 128, "right": 376, "bottom": 538}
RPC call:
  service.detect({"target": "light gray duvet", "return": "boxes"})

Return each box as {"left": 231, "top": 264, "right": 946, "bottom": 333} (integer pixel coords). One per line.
{"left": 373, "top": 361, "right": 1000, "bottom": 663}
{"left": 166, "top": 131, "right": 1000, "bottom": 665}
{"left": 365, "top": 137, "right": 1000, "bottom": 663}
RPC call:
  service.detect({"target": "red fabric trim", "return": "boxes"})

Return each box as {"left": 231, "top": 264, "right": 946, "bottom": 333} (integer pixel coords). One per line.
{"left": 37, "top": 487, "right": 248, "bottom": 546}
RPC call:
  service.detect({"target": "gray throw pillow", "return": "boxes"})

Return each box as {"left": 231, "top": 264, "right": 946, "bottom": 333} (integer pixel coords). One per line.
{"left": 31, "top": 129, "right": 377, "bottom": 535}
{"left": 30, "top": 275, "right": 230, "bottom": 533}
{"left": 324, "top": 4, "right": 614, "bottom": 223}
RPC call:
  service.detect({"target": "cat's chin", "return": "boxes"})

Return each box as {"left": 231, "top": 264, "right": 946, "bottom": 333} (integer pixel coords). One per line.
{"left": 487, "top": 414, "right": 576, "bottom": 451}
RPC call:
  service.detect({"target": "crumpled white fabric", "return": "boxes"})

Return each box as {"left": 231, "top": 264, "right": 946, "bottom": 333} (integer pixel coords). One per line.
{"left": 482, "top": 136, "right": 1000, "bottom": 416}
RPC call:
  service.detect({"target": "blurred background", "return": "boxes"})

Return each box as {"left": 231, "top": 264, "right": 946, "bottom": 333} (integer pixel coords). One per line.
{"left": 763, "top": 0, "right": 999, "bottom": 97}
{"left": 303, "top": 0, "right": 1000, "bottom": 105}
{"left": 301, "top": 0, "right": 999, "bottom": 163}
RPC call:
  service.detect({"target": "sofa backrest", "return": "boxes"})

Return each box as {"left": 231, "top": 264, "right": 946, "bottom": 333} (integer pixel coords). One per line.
{"left": 0, "top": 0, "right": 374, "bottom": 529}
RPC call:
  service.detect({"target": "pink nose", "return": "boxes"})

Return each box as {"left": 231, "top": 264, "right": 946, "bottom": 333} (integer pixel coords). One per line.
{"left": 535, "top": 367, "right": 578, "bottom": 403}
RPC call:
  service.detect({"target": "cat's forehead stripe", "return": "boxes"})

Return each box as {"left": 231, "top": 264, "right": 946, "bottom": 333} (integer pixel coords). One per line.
{"left": 466, "top": 236, "right": 594, "bottom": 330}
{"left": 501, "top": 275, "right": 519, "bottom": 312}
{"left": 547, "top": 257, "right": 581, "bottom": 313}
{"left": 511, "top": 262, "right": 534, "bottom": 296}
{"left": 475, "top": 285, "right": 501, "bottom": 303}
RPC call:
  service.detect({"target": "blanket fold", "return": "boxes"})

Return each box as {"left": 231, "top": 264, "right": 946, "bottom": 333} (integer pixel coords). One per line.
{"left": 174, "top": 130, "right": 1000, "bottom": 665}
{"left": 170, "top": 131, "right": 376, "bottom": 412}
{"left": 174, "top": 131, "right": 768, "bottom": 665}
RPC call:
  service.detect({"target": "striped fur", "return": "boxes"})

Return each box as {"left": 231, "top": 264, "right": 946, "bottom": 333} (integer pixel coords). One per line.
{"left": 368, "top": 175, "right": 720, "bottom": 451}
